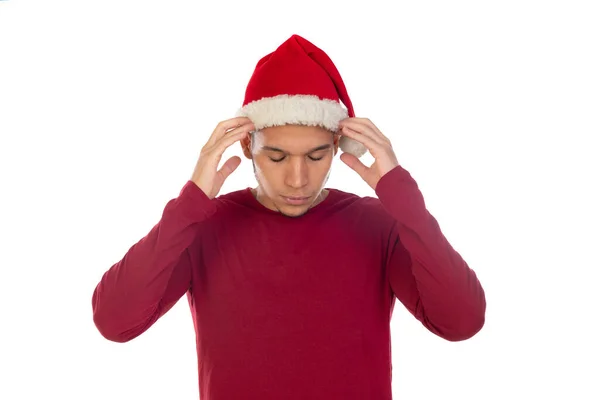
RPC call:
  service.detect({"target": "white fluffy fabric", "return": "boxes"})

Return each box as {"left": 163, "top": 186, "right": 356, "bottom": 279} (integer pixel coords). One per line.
{"left": 236, "top": 94, "right": 367, "bottom": 158}
{"left": 237, "top": 94, "right": 347, "bottom": 131}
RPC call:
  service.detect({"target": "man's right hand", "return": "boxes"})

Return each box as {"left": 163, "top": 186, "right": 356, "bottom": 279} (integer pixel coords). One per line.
{"left": 191, "top": 117, "right": 255, "bottom": 199}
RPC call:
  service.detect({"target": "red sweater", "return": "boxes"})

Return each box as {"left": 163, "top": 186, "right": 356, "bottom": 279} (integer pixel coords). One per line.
{"left": 92, "top": 165, "right": 486, "bottom": 399}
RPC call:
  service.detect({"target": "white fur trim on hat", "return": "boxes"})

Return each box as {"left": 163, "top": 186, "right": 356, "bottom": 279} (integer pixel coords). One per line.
{"left": 236, "top": 94, "right": 368, "bottom": 158}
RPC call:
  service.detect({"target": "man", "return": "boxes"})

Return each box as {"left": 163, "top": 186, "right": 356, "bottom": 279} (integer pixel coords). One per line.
{"left": 92, "top": 34, "right": 486, "bottom": 399}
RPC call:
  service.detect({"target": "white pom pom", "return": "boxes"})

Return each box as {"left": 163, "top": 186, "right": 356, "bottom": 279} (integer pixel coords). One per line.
{"left": 339, "top": 136, "right": 368, "bottom": 158}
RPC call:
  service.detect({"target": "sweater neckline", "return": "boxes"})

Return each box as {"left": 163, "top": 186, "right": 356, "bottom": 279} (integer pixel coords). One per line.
{"left": 243, "top": 187, "right": 340, "bottom": 217}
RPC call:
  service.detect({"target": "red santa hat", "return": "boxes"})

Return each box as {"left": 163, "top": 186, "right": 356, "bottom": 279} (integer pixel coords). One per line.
{"left": 236, "top": 34, "right": 368, "bottom": 158}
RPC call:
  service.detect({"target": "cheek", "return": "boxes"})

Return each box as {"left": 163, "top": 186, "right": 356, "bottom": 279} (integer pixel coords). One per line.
{"left": 253, "top": 159, "right": 270, "bottom": 178}
{"left": 253, "top": 161, "right": 279, "bottom": 191}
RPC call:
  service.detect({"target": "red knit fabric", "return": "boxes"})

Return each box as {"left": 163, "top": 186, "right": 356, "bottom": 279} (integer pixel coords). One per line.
{"left": 92, "top": 165, "right": 486, "bottom": 399}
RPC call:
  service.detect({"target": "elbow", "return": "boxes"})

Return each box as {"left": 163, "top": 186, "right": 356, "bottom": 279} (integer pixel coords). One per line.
{"left": 443, "top": 311, "right": 485, "bottom": 342}
{"left": 426, "top": 296, "right": 487, "bottom": 342}
{"left": 92, "top": 308, "right": 135, "bottom": 343}
{"left": 91, "top": 289, "right": 135, "bottom": 343}
{"left": 444, "top": 284, "right": 487, "bottom": 341}
{"left": 443, "top": 297, "right": 487, "bottom": 342}
{"left": 91, "top": 285, "right": 160, "bottom": 343}
{"left": 91, "top": 297, "right": 157, "bottom": 343}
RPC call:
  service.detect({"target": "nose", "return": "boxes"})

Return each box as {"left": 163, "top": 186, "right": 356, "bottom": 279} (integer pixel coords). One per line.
{"left": 285, "top": 157, "right": 309, "bottom": 189}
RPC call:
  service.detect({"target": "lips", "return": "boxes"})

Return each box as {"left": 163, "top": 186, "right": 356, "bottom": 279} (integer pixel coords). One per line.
{"left": 282, "top": 195, "right": 311, "bottom": 205}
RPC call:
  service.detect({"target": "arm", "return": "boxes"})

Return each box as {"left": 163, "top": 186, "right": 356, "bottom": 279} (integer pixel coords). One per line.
{"left": 377, "top": 166, "right": 486, "bottom": 341}
{"left": 91, "top": 181, "right": 217, "bottom": 343}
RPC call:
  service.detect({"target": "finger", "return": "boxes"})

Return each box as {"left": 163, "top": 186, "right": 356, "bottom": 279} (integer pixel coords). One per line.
{"left": 214, "top": 156, "right": 242, "bottom": 188}
{"left": 212, "top": 128, "right": 251, "bottom": 157}
{"left": 340, "top": 152, "right": 367, "bottom": 173}
{"left": 340, "top": 118, "right": 390, "bottom": 145}
{"left": 339, "top": 125, "right": 380, "bottom": 154}
{"left": 338, "top": 119, "right": 381, "bottom": 144}
{"left": 340, "top": 152, "right": 373, "bottom": 183}
{"left": 223, "top": 122, "right": 255, "bottom": 138}
{"left": 355, "top": 118, "right": 390, "bottom": 143}
{"left": 204, "top": 123, "right": 253, "bottom": 153}
{"left": 339, "top": 119, "right": 387, "bottom": 145}
{"left": 199, "top": 129, "right": 248, "bottom": 185}
{"left": 207, "top": 117, "right": 254, "bottom": 146}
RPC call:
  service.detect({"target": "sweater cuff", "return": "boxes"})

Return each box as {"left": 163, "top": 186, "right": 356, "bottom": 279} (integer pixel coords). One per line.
{"left": 175, "top": 180, "right": 219, "bottom": 222}
{"left": 376, "top": 164, "right": 415, "bottom": 187}
{"left": 374, "top": 165, "right": 428, "bottom": 223}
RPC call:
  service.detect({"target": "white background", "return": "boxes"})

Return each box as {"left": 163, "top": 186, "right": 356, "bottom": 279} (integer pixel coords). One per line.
{"left": 1, "top": 1, "right": 599, "bottom": 399}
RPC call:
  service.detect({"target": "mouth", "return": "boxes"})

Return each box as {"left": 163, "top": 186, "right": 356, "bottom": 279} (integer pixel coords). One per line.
{"left": 281, "top": 195, "right": 311, "bottom": 205}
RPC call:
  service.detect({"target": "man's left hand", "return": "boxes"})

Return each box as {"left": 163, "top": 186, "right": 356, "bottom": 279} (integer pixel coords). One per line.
{"left": 338, "top": 118, "right": 400, "bottom": 191}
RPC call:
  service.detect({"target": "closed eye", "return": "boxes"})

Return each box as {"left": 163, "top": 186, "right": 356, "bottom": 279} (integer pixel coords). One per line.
{"left": 270, "top": 156, "right": 324, "bottom": 163}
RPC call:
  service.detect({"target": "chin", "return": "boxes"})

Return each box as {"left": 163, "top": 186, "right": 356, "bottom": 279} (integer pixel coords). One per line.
{"left": 277, "top": 203, "right": 311, "bottom": 218}
{"left": 280, "top": 210, "right": 310, "bottom": 218}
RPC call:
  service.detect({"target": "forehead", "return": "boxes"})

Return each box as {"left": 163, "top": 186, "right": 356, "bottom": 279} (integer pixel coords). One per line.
{"left": 257, "top": 125, "right": 332, "bottom": 143}
{"left": 254, "top": 125, "right": 334, "bottom": 155}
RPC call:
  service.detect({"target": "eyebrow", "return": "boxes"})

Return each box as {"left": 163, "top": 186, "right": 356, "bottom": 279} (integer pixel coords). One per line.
{"left": 261, "top": 144, "right": 332, "bottom": 155}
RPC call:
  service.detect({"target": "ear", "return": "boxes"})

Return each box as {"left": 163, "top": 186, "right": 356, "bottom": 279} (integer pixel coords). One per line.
{"left": 240, "top": 133, "right": 253, "bottom": 159}
{"left": 332, "top": 132, "right": 341, "bottom": 156}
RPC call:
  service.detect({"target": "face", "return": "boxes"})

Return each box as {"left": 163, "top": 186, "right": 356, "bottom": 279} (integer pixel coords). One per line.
{"left": 241, "top": 124, "right": 340, "bottom": 218}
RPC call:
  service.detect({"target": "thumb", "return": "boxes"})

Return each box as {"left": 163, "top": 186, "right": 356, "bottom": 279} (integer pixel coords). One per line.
{"left": 340, "top": 152, "right": 368, "bottom": 178}
{"left": 215, "top": 156, "right": 242, "bottom": 185}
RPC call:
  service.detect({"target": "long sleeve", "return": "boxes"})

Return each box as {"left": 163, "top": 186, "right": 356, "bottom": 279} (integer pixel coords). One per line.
{"left": 91, "top": 180, "right": 218, "bottom": 343}
{"left": 376, "top": 165, "right": 486, "bottom": 341}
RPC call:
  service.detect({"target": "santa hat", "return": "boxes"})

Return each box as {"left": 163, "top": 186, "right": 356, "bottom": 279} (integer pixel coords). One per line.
{"left": 236, "top": 34, "right": 368, "bottom": 158}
